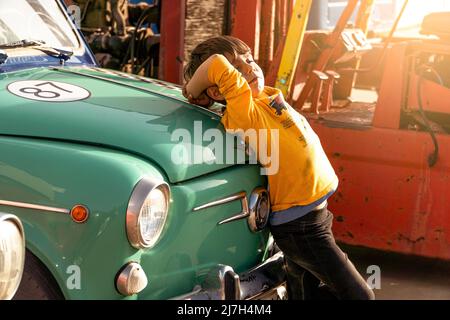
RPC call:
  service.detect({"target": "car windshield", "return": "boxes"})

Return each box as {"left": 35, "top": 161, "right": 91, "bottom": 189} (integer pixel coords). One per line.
{"left": 0, "top": 0, "right": 79, "bottom": 49}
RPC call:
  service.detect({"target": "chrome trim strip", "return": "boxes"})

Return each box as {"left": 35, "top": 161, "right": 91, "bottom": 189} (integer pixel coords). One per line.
{"left": 0, "top": 200, "right": 69, "bottom": 214}
{"left": 193, "top": 191, "right": 250, "bottom": 225}
{"left": 218, "top": 208, "right": 249, "bottom": 225}
{"left": 193, "top": 191, "right": 247, "bottom": 212}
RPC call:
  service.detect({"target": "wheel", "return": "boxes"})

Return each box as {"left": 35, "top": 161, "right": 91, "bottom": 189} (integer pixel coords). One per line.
{"left": 13, "top": 250, "right": 64, "bottom": 300}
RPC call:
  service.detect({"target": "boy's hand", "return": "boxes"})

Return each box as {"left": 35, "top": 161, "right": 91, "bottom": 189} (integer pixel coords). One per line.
{"left": 191, "top": 92, "right": 213, "bottom": 108}
{"left": 183, "top": 83, "right": 213, "bottom": 108}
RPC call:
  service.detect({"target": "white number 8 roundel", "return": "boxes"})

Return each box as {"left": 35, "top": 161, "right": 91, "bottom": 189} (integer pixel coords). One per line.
{"left": 7, "top": 80, "right": 90, "bottom": 102}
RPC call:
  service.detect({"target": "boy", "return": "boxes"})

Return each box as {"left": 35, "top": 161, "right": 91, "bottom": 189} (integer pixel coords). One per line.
{"left": 183, "top": 35, "right": 374, "bottom": 300}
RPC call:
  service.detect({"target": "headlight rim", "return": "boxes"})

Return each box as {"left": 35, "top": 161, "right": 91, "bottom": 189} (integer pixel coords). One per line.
{"left": 0, "top": 213, "right": 26, "bottom": 300}
{"left": 126, "top": 177, "right": 170, "bottom": 250}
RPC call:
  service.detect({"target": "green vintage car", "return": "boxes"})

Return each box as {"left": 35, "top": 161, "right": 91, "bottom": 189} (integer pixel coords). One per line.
{"left": 0, "top": 0, "right": 285, "bottom": 299}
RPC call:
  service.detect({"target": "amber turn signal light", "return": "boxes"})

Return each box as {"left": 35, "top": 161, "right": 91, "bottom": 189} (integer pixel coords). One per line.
{"left": 70, "top": 205, "right": 89, "bottom": 223}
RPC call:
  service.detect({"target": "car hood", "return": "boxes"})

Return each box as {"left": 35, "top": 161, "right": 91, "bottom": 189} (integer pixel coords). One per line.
{"left": 0, "top": 66, "right": 234, "bottom": 183}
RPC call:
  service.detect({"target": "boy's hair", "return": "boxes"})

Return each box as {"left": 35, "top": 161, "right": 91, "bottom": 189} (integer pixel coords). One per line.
{"left": 184, "top": 35, "right": 251, "bottom": 81}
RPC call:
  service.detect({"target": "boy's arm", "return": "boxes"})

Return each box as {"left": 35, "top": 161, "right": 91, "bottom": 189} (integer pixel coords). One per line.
{"left": 184, "top": 54, "right": 221, "bottom": 98}
{"left": 185, "top": 53, "right": 257, "bottom": 130}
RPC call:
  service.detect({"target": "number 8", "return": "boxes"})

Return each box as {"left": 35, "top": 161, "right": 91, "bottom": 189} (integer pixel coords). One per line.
{"left": 19, "top": 87, "right": 60, "bottom": 99}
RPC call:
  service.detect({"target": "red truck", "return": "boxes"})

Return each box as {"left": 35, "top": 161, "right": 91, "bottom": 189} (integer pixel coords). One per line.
{"left": 297, "top": 11, "right": 450, "bottom": 261}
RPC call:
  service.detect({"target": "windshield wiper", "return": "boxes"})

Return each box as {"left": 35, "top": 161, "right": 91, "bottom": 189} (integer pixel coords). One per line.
{"left": 0, "top": 39, "right": 46, "bottom": 49}
{"left": 36, "top": 47, "right": 74, "bottom": 65}
{"left": 0, "top": 39, "right": 73, "bottom": 65}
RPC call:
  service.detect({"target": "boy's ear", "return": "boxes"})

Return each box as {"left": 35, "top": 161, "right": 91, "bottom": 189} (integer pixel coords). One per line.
{"left": 206, "top": 86, "right": 224, "bottom": 101}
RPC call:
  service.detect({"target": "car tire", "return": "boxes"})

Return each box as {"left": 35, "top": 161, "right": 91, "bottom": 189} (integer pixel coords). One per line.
{"left": 13, "top": 250, "right": 64, "bottom": 300}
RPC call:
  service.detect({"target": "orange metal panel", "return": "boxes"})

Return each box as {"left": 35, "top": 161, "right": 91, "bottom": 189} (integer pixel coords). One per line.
{"left": 407, "top": 75, "right": 450, "bottom": 114}
{"left": 159, "top": 0, "right": 185, "bottom": 84}
{"left": 258, "top": 0, "right": 275, "bottom": 73}
{"left": 229, "top": 0, "right": 261, "bottom": 59}
{"left": 275, "top": 0, "right": 288, "bottom": 48}
{"left": 265, "top": 36, "right": 285, "bottom": 87}
{"left": 308, "top": 120, "right": 450, "bottom": 261}
{"left": 266, "top": 0, "right": 288, "bottom": 86}
{"left": 372, "top": 43, "right": 407, "bottom": 129}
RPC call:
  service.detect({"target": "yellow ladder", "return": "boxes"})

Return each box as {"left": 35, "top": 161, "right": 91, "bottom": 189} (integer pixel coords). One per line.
{"left": 275, "top": 0, "right": 312, "bottom": 98}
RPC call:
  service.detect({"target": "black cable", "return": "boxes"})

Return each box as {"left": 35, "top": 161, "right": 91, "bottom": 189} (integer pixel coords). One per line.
{"left": 121, "top": 6, "right": 155, "bottom": 71}
{"left": 130, "top": 6, "right": 156, "bottom": 74}
{"left": 417, "top": 65, "right": 439, "bottom": 167}
{"left": 135, "top": 56, "right": 151, "bottom": 75}
{"left": 80, "top": 0, "right": 92, "bottom": 24}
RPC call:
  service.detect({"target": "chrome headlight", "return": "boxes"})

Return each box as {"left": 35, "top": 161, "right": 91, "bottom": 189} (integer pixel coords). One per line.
{"left": 0, "top": 213, "right": 25, "bottom": 300}
{"left": 126, "top": 177, "right": 170, "bottom": 249}
{"left": 248, "top": 187, "right": 270, "bottom": 232}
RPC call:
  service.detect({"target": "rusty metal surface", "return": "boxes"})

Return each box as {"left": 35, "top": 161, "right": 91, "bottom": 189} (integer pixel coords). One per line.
{"left": 258, "top": 0, "right": 275, "bottom": 74}
{"left": 406, "top": 75, "right": 450, "bottom": 114}
{"left": 229, "top": 0, "right": 261, "bottom": 59}
{"left": 306, "top": 101, "right": 375, "bottom": 128}
{"left": 264, "top": 0, "right": 289, "bottom": 86}
{"left": 308, "top": 120, "right": 450, "bottom": 261}
{"left": 160, "top": 0, "right": 185, "bottom": 83}
{"left": 372, "top": 43, "right": 408, "bottom": 129}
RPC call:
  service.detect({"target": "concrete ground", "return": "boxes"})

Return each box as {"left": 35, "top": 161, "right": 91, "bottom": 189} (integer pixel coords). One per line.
{"left": 341, "top": 244, "right": 450, "bottom": 300}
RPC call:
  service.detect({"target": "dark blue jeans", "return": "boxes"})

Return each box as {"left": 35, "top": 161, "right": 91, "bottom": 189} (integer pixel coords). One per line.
{"left": 269, "top": 204, "right": 375, "bottom": 300}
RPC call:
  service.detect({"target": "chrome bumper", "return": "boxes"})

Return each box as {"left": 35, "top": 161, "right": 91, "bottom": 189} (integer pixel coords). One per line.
{"left": 172, "top": 252, "right": 287, "bottom": 300}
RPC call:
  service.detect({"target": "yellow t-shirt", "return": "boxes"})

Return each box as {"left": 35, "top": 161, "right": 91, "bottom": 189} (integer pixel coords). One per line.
{"left": 208, "top": 55, "right": 338, "bottom": 212}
